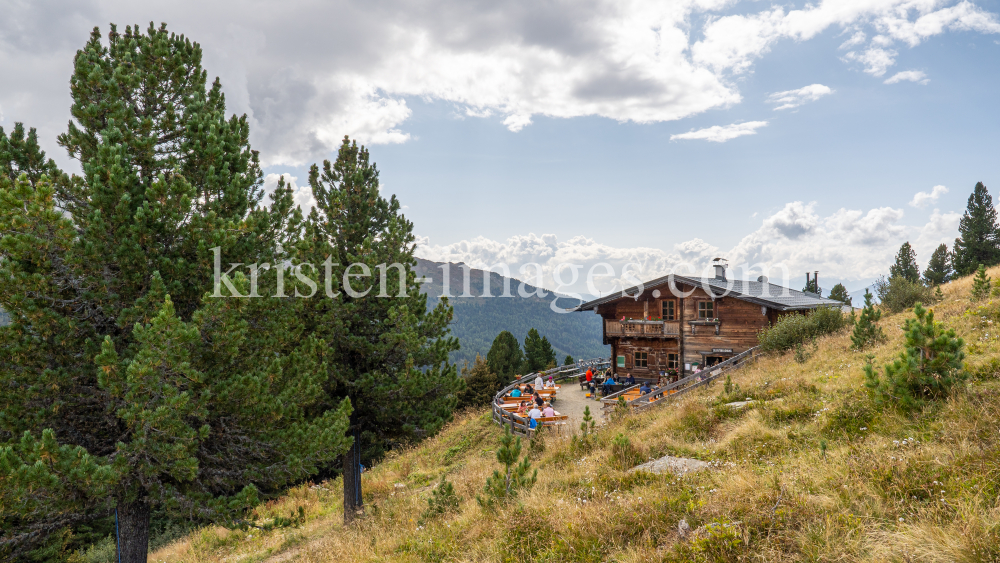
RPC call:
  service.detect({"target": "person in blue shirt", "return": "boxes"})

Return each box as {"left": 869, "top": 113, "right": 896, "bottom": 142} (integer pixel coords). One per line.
{"left": 602, "top": 375, "right": 617, "bottom": 395}
{"left": 510, "top": 388, "right": 521, "bottom": 398}
{"left": 625, "top": 373, "right": 636, "bottom": 385}
{"left": 640, "top": 382, "right": 651, "bottom": 395}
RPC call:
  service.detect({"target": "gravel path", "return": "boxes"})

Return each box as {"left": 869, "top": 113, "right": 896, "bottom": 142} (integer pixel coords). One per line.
{"left": 553, "top": 382, "right": 604, "bottom": 427}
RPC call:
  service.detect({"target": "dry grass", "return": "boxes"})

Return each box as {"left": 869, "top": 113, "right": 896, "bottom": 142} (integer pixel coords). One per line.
{"left": 148, "top": 267, "right": 1000, "bottom": 562}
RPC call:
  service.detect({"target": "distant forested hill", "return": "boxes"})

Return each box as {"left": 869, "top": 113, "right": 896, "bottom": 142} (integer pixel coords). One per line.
{"left": 413, "top": 258, "right": 609, "bottom": 366}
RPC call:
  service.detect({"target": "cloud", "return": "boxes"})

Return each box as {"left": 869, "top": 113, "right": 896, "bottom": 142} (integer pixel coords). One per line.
{"left": 670, "top": 121, "right": 768, "bottom": 142}
{"left": 767, "top": 84, "right": 833, "bottom": 110}
{"left": 0, "top": 0, "right": 998, "bottom": 167}
{"left": 884, "top": 70, "right": 930, "bottom": 84}
{"left": 909, "top": 185, "right": 948, "bottom": 207}
{"left": 415, "top": 198, "right": 953, "bottom": 295}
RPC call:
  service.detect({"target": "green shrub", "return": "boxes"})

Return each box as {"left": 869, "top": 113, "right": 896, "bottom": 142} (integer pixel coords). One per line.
{"left": 420, "top": 477, "right": 461, "bottom": 524}
{"left": 758, "top": 306, "right": 848, "bottom": 353}
{"left": 865, "top": 303, "right": 966, "bottom": 411}
{"left": 873, "top": 275, "right": 936, "bottom": 314}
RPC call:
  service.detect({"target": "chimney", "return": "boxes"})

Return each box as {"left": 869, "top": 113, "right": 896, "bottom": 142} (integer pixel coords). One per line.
{"left": 713, "top": 258, "right": 727, "bottom": 281}
{"left": 814, "top": 271, "right": 819, "bottom": 295}
{"left": 805, "top": 272, "right": 811, "bottom": 291}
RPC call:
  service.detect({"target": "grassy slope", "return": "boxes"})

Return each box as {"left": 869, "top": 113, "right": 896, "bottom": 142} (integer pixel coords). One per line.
{"left": 149, "top": 267, "right": 1000, "bottom": 563}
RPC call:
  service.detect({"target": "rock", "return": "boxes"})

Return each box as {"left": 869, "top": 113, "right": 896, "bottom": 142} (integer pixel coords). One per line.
{"left": 630, "top": 455, "right": 712, "bottom": 476}
{"left": 678, "top": 518, "right": 691, "bottom": 540}
{"left": 724, "top": 400, "right": 751, "bottom": 409}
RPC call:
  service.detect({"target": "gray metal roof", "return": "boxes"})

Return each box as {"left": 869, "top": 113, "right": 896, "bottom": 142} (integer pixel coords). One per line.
{"left": 575, "top": 274, "right": 845, "bottom": 312}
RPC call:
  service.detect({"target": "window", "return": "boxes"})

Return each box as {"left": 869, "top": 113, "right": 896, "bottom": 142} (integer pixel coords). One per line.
{"left": 661, "top": 300, "right": 675, "bottom": 320}
{"left": 667, "top": 353, "right": 679, "bottom": 369}
{"left": 698, "top": 301, "right": 714, "bottom": 319}
{"left": 634, "top": 351, "right": 648, "bottom": 368}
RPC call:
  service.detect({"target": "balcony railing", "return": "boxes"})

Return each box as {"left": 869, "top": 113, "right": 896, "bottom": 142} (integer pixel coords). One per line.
{"left": 605, "top": 319, "right": 680, "bottom": 337}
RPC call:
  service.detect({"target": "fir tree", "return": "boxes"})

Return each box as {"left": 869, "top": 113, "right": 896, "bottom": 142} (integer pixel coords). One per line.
{"left": 970, "top": 264, "right": 991, "bottom": 301}
{"left": 564, "top": 355, "right": 575, "bottom": 366}
{"left": 953, "top": 182, "right": 1000, "bottom": 276}
{"left": 0, "top": 25, "right": 352, "bottom": 562}
{"left": 923, "top": 243, "right": 953, "bottom": 286}
{"left": 850, "top": 289, "right": 886, "bottom": 350}
{"left": 301, "top": 137, "right": 460, "bottom": 525}
{"left": 457, "top": 355, "right": 504, "bottom": 408}
{"left": 889, "top": 242, "right": 921, "bottom": 283}
{"left": 486, "top": 330, "right": 524, "bottom": 381}
{"left": 827, "top": 283, "right": 852, "bottom": 306}
{"left": 865, "top": 303, "right": 965, "bottom": 411}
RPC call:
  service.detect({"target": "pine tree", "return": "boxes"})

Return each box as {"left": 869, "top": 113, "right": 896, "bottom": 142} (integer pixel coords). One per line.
{"left": 953, "top": 182, "right": 1000, "bottom": 276}
{"left": 850, "top": 289, "right": 886, "bottom": 350}
{"left": 486, "top": 331, "right": 524, "bottom": 381}
{"left": 890, "top": 242, "right": 921, "bottom": 283}
{"left": 827, "top": 283, "right": 852, "bottom": 306}
{"left": 923, "top": 243, "right": 954, "bottom": 286}
{"left": 523, "top": 328, "right": 555, "bottom": 373}
{"left": 865, "top": 303, "right": 965, "bottom": 411}
{"left": 0, "top": 25, "right": 352, "bottom": 562}
{"left": 971, "top": 264, "right": 991, "bottom": 301}
{"left": 476, "top": 427, "right": 536, "bottom": 508}
{"left": 564, "top": 355, "right": 575, "bottom": 366}
{"left": 457, "top": 355, "right": 504, "bottom": 408}
{"left": 301, "top": 137, "right": 460, "bottom": 525}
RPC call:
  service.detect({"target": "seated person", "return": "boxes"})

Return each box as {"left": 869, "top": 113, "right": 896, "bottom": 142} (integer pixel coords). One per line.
{"left": 625, "top": 373, "right": 636, "bottom": 385}
{"left": 639, "top": 382, "right": 651, "bottom": 395}
{"left": 602, "top": 375, "right": 617, "bottom": 395}
{"left": 524, "top": 383, "right": 534, "bottom": 395}
{"left": 541, "top": 403, "right": 555, "bottom": 417}
{"left": 534, "top": 393, "right": 544, "bottom": 407}
{"left": 545, "top": 375, "right": 555, "bottom": 388}
{"left": 528, "top": 405, "right": 543, "bottom": 420}
{"left": 517, "top": 401, "right": 530, "bottom": 415}
{"left": 510, "top": 387, "right": 521, "bottom": 398}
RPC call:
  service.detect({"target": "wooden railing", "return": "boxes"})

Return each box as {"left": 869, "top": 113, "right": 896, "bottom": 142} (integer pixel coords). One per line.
{"left": 605, "top": 320, "right": 680, "bottom": 337}
{"left": 625, "top": 346, "right": 761, "bottom": 413}
{"left": 491, "top": 357, "right": 611, "bottom": 436}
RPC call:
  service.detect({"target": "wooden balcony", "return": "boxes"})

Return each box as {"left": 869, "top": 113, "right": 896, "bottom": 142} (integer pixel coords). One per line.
{"left": 605, "top": 319, "right": 680, "bottom": 338}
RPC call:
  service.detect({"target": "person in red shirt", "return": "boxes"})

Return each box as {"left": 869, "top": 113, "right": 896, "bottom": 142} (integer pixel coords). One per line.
{"left": 585, "top": 369, "right": 593, "bottom": 382}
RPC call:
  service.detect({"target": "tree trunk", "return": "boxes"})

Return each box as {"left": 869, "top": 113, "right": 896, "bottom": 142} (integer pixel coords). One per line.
{"left": 342, "top": 432, "right": 363, "bottom": 525}
{"left": 116, "top": 499, "right": 151, "bottom": 563}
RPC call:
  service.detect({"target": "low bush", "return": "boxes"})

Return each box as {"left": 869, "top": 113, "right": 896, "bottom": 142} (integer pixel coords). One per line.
{"left": 758, "top": 306, "right": 848, "bottom": 353}
{"left": 873, "top": 275, "right": 936, "bottom": 314}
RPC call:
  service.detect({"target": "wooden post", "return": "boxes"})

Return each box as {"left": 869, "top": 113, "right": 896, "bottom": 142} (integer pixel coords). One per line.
{"left": 679, "top": 293, "right": 685, "bottom": 376}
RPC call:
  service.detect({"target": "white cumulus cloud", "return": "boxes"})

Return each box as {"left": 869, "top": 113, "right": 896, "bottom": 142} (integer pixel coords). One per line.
{"left": 670, "top": 121, "right": 768, "bottom": 143}
{"left": 909, "top": 185, "right": 948, "bottom": 207}
{"left": 767, "top": 84, "right": 833, "bottom": 110}
{"left": 885, "top": 70, "right": 930, "bottom": 84}
{"left": 415, "top": 198, "right": 956, "bottom": 295}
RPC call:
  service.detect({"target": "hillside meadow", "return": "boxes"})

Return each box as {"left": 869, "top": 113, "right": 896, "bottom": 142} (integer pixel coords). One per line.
{"left": 96, "top": 267, "right": 1000, "bottom": 562}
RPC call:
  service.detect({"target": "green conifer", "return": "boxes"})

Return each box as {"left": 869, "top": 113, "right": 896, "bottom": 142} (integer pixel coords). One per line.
{"left": 971, "top": 264, "right": 991, "bottom": 301}
{"left": 865, "top": 303, "right": 965, "bottom": 411}
{"left": 827, "top": 283, "right": 852, "bottom": 306}
{"left": 890, "top": 242, "right": 921, "bottom": 283}
{"left": 301, "top": 137, "right": 460, "bottom": 525}
{"left": 476, "top": 427, "right": 536, "bottom": 508}
{"left": 923, "top": 243, "right": 953, "bottom": 286}
{"left": 0, "top": 24, "right": 352, "bottom": 561}
{"left": 953, "top": 182, "right": 1000, "bottom": 276}
{"left": 457, "top": 355, "right": 504, "bottom": 408}
{"left": 850, "top": 289, "right": 886, "bottom": 350}
{"left": 486, "top": 331, "right": 525, "bottom": 380}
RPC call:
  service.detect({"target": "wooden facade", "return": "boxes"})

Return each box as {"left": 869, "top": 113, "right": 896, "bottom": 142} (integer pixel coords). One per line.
{"left": 585, "top": 277, "right": 793, "bottom": 379}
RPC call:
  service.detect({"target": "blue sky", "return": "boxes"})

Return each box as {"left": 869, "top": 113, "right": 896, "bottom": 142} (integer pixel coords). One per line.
{"left": 2, "top": 0, "right": 999, "bottom": 296}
